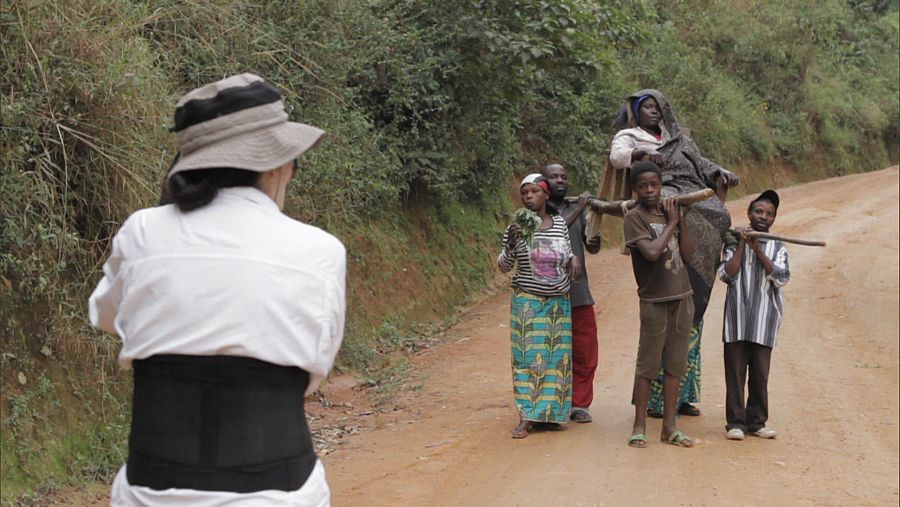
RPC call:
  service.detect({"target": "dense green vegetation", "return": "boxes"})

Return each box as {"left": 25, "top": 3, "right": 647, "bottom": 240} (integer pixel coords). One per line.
{"left": 1, "top": 0, "right": 897, "bottom": 500}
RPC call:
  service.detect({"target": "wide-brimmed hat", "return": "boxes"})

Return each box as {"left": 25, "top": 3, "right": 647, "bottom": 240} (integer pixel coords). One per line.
{"left": 167, "top": 73, "right": 325, "bottom": 177}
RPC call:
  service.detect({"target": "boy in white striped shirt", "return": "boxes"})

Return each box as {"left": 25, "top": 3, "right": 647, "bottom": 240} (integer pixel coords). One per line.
{"left": 718, "top": 190, "right": 790, "bottom": 441}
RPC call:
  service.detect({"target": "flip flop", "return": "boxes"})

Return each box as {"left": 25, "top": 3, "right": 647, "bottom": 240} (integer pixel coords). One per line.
{"left": 646, "top": 408, "right": 663, "bottom": 419}
{"left": 511, "top": 422, "right": 532, "bottom": 439}
{"left": 628, "top": 433, "right": 648, "bottom": 448}
{"left": 570, "top": 408, "right": 593, "bottom": 423}
{"left": 662, "top": 430, "right": 694, "bottom": 448}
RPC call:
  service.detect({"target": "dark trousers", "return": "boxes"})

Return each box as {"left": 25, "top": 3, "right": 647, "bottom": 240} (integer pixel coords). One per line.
{"left": 723, "top": 341, "right": 773, "bottom": 432}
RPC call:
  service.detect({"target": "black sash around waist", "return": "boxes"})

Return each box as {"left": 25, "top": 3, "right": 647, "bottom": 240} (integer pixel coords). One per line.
{"left": 127, "top": 354, "right": 317, "bottom": 493}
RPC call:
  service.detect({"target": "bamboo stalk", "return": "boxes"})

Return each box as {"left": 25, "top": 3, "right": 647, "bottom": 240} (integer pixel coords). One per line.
{"left": 745, "top": 231, "right": 826, "bottom": 247}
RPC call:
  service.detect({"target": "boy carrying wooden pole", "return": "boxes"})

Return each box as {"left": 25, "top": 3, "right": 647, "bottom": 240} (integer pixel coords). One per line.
{"left": 718, "top": 190, "right": 790, "bottom": 440}
{"left": 623, "top": 161, "right": 696, "bottom": 448}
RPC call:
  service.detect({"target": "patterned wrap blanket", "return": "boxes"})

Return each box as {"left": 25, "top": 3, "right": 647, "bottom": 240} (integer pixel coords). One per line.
{"left": 614, "top": 89, "right": 738, "bottom": 409}
{"left": 614, "top": 88, "right": 736, "bottom": 324}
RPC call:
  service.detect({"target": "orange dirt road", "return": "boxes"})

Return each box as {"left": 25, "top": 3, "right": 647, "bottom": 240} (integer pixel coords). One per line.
{"left": 324, "top": 167, "right": 899, "bottom": 506}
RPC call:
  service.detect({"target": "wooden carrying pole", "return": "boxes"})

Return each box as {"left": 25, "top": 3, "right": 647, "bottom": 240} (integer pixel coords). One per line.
{"left": 568, "top": 188, "right": 715, "bottom": 219}
{"left": 745, "top": 231, "right": 827, "bottom": 247}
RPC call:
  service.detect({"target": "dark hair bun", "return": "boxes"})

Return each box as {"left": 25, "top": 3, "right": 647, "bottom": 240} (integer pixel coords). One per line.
{"left": 165, "top": 168, "right": 261, "bottom": 212}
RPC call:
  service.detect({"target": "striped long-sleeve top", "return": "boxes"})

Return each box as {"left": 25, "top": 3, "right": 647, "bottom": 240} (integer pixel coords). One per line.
{"left": 498, "top": 215, "right": 573, "bottom": 297}
{"left": 718, "top": 238, "right": 790, "bottom": 348}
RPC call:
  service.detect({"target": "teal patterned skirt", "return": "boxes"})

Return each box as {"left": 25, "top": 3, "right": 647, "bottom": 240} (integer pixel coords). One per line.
{"left": 510, "top": 289, "right": 573, "bottom": 423}
{"left": 648, "top": 321, "right": 702, "bottom": 411}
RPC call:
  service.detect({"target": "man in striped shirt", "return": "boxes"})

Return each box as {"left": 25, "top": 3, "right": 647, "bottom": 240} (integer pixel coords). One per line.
{"left": 718, "top": 190, "right": 790, "bottom": 441}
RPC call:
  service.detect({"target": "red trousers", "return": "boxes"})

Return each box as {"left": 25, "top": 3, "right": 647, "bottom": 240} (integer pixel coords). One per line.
{"left": 571, "top": 304, "right": 599, "bottom": 408}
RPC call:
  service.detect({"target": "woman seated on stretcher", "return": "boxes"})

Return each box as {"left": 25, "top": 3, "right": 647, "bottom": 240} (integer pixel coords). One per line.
{"left": 610, "top": 89, "right": 741, "bottom": 418}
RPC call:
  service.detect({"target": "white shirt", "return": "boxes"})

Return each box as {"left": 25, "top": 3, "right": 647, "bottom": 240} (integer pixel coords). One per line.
{"left": 609, "top": 125, "right": 672, "bottom": 170}
{"left": 90, "top": 186, "right": 345, "bottom": 505}
{"left": 110, "top": 460, "right": 331, "bottom": 507}
{"left": 89, "top": 186, "right": 346, "bottom": 393}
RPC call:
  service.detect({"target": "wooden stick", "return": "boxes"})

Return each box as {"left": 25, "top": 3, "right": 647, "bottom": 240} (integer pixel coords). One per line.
{"left": 585, "top": 198, "right": 632, "bottom": 216}
{"left": 674, "top": 188, "right": 717, "bottom": 205}
{"left": 745, "top": 231, "right": 827, "bottom": 247}
{"left": 565, "top": 188, "right": 716, "bottom": 217}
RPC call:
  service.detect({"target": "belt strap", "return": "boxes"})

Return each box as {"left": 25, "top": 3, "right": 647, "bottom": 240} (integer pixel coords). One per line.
{"left": 127, "top": 355, "right": 316, "bottom": 493}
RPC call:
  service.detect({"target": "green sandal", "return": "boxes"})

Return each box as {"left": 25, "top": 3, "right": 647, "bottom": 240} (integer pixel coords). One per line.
{"left": 628, "top": 433, "right": 648, "bottom": 448}
{"left": 662, "top": 430, "right": 694, "bottom": 448}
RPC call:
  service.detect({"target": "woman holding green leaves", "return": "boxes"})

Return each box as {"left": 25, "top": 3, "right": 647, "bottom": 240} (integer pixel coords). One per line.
{"left": 497, "top": 173, "right": 581, "bottom": 439}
